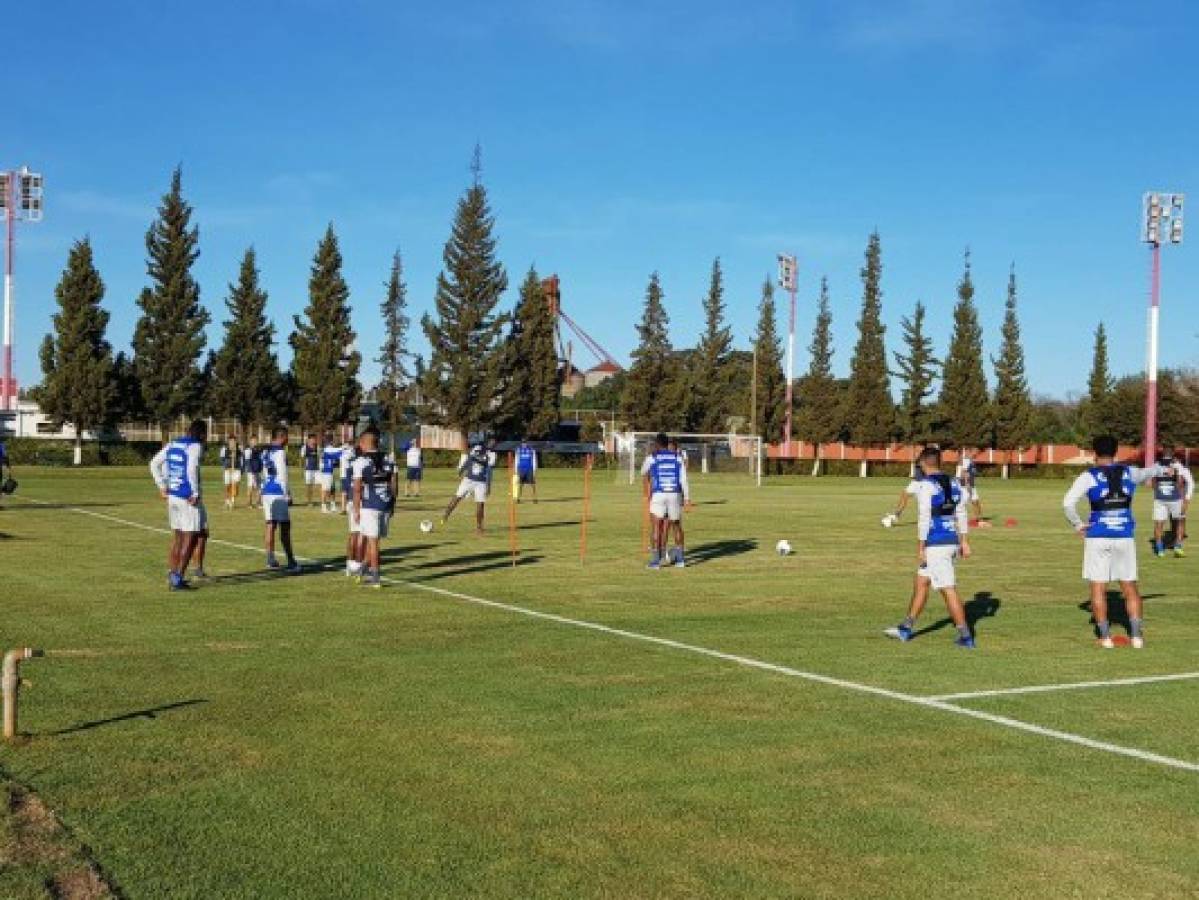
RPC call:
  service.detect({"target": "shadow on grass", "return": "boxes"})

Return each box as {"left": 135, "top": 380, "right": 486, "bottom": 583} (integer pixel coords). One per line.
{"left": 516, "top": 520, "right": 587, "bottom": 532}
{"left": 915, "top": 591, "right": 1001, "bottom": 637}
{"left": 399, "top": 554, "right": 543, "bottom": 582}
{"left": 16, "top": 501, "right": 126, "bottom": 511}
{"left": 1078, "top": 591, "right": 1166, "bottom": 636}
{"left": 50, "top": 699, "right": 208, "bottom": 735}
{"left": 403, "top": 549, "right": 537, "bottom": 571}
{"left": 694, "top": 499, "right": 728, "bottom": 506}
{"left": 686, "top": 539, "right": 758, "bottom": 565}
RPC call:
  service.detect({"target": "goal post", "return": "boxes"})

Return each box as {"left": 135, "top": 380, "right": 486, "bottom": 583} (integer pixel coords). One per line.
{"left": 615, "top": 431, "right": 763, "bottom": 487}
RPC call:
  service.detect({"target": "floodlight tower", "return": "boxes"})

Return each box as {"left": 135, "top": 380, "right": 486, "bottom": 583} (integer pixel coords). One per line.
{"left": 1140, "top": 192, "right": 1184, "bottom": 467}
{"left": 777, "top": 254, "right": 798, "bottom": 454}
{"left": 1, "top": 166, "right": 44, "bottom": 411}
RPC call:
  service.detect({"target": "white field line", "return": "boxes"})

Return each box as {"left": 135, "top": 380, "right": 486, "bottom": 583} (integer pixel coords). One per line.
{"left": 928, "top": 671, "right": 1199, "bottom": 701}
{"left": 19, "top": 497, "right": 1199, "bottom": 775}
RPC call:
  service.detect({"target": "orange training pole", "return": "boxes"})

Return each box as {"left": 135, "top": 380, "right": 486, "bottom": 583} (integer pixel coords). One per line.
{"left": 581, "top": 453, "right": 593, "bottom": 564}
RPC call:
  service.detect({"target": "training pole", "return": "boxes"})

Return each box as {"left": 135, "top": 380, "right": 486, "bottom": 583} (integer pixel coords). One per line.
{"left": 2, "top": 178, "right": 13, "bottom": 412}
{"left": 507, "top": 452, "right": 518, "bottom": 567}
{"left": 580, "top": 453, "right": 592, "bottom": 564}
{"left": 1144, "top": 242, "right": 1161, "bottom": 468}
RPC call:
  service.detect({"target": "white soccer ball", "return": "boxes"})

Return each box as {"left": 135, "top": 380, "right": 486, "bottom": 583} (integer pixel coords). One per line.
{"left": 881, "top": 514, "right": 896, "bottom": 529}
{"left": 419, "top": 519, "right": 434, "bottom": 534}
{"left": 775, "top": 539, "right": 793, "bottom": 556}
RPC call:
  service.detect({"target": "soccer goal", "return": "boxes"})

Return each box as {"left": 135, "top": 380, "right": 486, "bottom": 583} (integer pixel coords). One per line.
{"left": 614, "top": 431, "right": 763, "bottom": 487}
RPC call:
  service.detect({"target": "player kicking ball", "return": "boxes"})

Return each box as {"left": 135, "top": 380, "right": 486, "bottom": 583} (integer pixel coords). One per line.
{"left": 441, "top": 444, "right": 492, "bottom": 534}
{"left": 643, "top": 432, "right": 691, "bottom": 569}
{"left": 884, "top": 447, "right": 975, "bottom": 648}
{"left": 1063, "top": 435, "right": 1159, "bottom": 649}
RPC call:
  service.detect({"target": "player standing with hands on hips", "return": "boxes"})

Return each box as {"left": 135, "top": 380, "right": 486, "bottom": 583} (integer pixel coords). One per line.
{"left": 884, "top": 447, "right": 975, "bottom": 648}
{"left": 1063, "top": 435, "right": 1160, "bottom": 649}
{"left": 643, "top": 433, "right": 691, "bottom": 569}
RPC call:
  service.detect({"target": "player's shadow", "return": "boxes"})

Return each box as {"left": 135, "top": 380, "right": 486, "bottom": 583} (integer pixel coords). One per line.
{"left": 915, "top": 591, "right": 1001, "bottom": 637}
{"left": 403, "top": 549, "right": 531, "bottom": 571}
{"left": 517, "top": 520, "right": 586, "bottom": 531}
{"left": 48, "top": 699, "right": 207, "bottom": 735}
{"left": 521, "top": 496, "right": 582, "bottom": 504}
{"left": 686, "top": 539, "right": 758, "bottom": 565}
{"left": 376, "top": 542, "right": 449, "bottom": 562}
{"left": 16, "top": 501, "right": 125, "bottom": 510}
{"left": 399, "top": 553, "right": 543, "bottom": 581}
{"left": 1077, "top": 591, "right": 1166, "bottom": 636}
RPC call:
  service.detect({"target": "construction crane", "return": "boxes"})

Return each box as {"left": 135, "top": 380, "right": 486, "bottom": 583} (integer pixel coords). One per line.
{"left": 541, "top": 275, "right": 623, "bottom": 383}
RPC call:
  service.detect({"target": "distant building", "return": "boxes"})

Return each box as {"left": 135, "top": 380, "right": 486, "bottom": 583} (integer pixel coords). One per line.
{"left": 561, "top": 364, "right": 586, "bottom": 399}
{"left": 584, "top": 361, "right": 621, "bottom": 388}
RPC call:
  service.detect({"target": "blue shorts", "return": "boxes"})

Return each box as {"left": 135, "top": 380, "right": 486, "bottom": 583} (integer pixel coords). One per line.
{"left": 407, "top": 467, "right": 422, "bottom": 482}
{"left": 518, "top": 470, "right": 536, "bottom": 485}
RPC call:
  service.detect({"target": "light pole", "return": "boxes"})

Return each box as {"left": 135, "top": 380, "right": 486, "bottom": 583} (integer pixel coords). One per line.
{"left": 1140, "top": 192, "right": 1183, "bottom": 467}
{"left": 1, "top": 166, "right": 44, "bottom": 412}
{"left": 777, "top": 253, "right": 798, "bottom": 455}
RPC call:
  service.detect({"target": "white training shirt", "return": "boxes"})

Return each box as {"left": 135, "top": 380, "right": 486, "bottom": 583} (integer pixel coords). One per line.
{"left": 406, "top": 445, "right": 422, "bottom": 468}
{"left": 1172, "top": 462, "right": 1195, "bottom": 501}
{"left": 1061, "top": 465, "right": 1157, "bottom": 531}
{"left": 339, "top": 444, "right": 354, "bottom": 477}
{"left": 150, "top": 441, "right": 203, "bottom": 500}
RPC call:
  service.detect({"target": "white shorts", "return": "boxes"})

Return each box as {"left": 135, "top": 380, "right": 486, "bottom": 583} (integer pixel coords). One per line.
{"left": 223, "top": 470, "right": 242, "bottom": 486}
{"left": 246, "top": 472, "right": 260, "bottom": 487}
{"left": 303, "top": 470, "right": 318, "bottom": 485}
{"left": 167, "top": 496, "right": 208, "bottom": 533}
{"left": 917, "top": 545, "right": 958, "bottom": 590}
{"left": 263, "top": 494, "right": 291, "bottom": 524}
{"left": 317, "top": 472, "right": 334, "bottom": 492}
{"left": 1083, "top": 538, "right": 1137, "bottom": 583}
{"left": 962, "top": 486, "right": 980, "bottom": 504}
{"left": 456, "top": 479, "right": 488, "bottom": 503}
{"left": 359, "top": 508, "right": 389, "bottom": 539}
{"left": 650, "top": 492, "right": 683, "bottom": 522}
{"left": 348, "top": 507, "right": 361, "bottom": 534}
{"left": 1153, "top": 500, "right": 1184, "bottom": 523}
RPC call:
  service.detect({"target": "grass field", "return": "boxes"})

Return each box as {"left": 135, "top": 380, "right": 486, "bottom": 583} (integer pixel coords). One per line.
{"left": 1, "top": 466, "right": 1198, "bottom": 899}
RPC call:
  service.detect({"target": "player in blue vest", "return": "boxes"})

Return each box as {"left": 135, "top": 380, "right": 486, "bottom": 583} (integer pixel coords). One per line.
{"left": 1063, "top": 435, "right": 1160, "bottom": 649}
{"left": 1152, "top": 450, "right": 1193, "bottom": 558}
{"left": 515, "top": 438, "right": 538, "bottom": 503}
{"left": 442, "top": 444, "right": 492, "bottom": 534}
{"left": 642, "top": 433, "right": 691, "bottom": 569}
{"left": 261, "top": 426, "right": 301, "bottom": 574}
{"left": 351, "top": 425, "right": 396, "bottom": 588}
{"left": 244, "top": 443, "right": 263, "bottom": 508}
{"left": 149, "top": 419, "right": 209, "bottom": 591}
{"left": 884, "top": 447, "right": 975, "bottom": 648}
{"left": 300, "top": 433, "right": 320, "bottom": 506}
{"left": 319, "top": 432, "right": 341, "bottom": 514}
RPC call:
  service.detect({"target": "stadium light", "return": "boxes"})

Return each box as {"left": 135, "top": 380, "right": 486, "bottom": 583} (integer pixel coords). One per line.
{"left": 777, "top": 253, "right": 798, "bottom": 455}
{"left": 1, "top": 165, "right": 44, "bottom": 412}
{"left": 1139, "top": 191, "right": 1184, "bottom": 467}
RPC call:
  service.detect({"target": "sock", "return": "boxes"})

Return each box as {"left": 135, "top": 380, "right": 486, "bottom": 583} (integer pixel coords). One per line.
{"left": 1130, "top": 617, "right": 1143, "bottom": 638}
{"left": 649, "top": 550, "right": 660, "bottom": 565}
{"left": 956, "top": 625, "right": 972, "bottom": 640}
{"left": 1155, "top": 540, "right": 1164, "bottom": 552}
{"left": 901, "top": 616, "right": 916, "bottom": 631}
{"left": 1097, "top": 619, "right": 1111, "bottom": 638}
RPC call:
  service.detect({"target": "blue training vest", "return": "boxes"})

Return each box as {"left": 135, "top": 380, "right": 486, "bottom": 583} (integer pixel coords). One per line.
{"left": 464, "top": 452, "right": 490, "bottom": 484}
{"left": 1085, "top": 465, "right": 1136, "bottom": 539}
{"left": 360, "top": 453, "right": 395, "bottom": 511}
{"left": 261, "top": 447, "right": 287, "bottom": 496}
{"left": 648, "top": 451, "right": 683, "bottom": 495}
{"left": 1154, "top": 468, "right": 1182, "bottom": 503}
{"left": 321, "top": 447, "right": 340, "bottom": 475}
{"left": 925, "top": 474, "right": 962, "bottom": 547}
{"left": 164, "top": 437, "right": 198, "bottom": 499}
{"left": 517, "top": 445, "right": 535, "bottom": 474}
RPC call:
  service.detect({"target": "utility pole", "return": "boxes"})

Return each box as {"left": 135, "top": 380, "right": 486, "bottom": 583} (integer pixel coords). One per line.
{"left": 1, "top": 167, "right": 44, "bottom": 412}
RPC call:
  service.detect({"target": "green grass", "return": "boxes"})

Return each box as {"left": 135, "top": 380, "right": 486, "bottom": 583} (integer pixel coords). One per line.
{"left": 1, "top": 467, "right": 1197, "bottom": 898}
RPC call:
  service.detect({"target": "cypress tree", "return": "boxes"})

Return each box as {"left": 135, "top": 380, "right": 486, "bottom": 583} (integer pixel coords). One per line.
{"left": 38, "top": 238, "right": 117, "bottom": 458}
{"left": 892, "top": 300, "right": 938, "bottom": 445}
{"left": 937, "top": 250, "right": 991, "bottom": 448}
{"left": 131, "top": 167, "right": 209, "bottom": 436}
{"left": 621, "top": 272, "right": 679, "bottom": 431}
{"left": 208, "top": 248, "right": 284, "bottom": 435}
{"left": 499, "top": 268, "right": 561, "bottom": 438}
{"left": 1082, "top": 322, "right": 1114, "bottom": 436}
{"left": 289, "top": 225, "right": 361, "bottom": 431}
{"left": 687, "top": 257, "right": 735, "bottom": 433}
{"left": 749, "top": 276, "right": 785, "bottom": 440}
{"left": 421, "top": 152, "right": 509, "bottom": 434}
{"left": 377, "top": 249, "right": 411, "bottom": 435}
{"left": 844, "top": 233, "right": 893, "bottom": 444}
{"left": 111, "top": 351, "right": 144, "bottom": 421}
{"left": 991, "top": 265, "right": 1033, "bottom": 453}
{"left": 796, "top": 276, "right": 842, "bottom": 448}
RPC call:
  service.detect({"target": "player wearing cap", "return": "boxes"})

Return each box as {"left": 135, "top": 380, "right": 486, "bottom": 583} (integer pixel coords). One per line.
{"left": 884, "top": 447, "right": 975, "bottom": 648}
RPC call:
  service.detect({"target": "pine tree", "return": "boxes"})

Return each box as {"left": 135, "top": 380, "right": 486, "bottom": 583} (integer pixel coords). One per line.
{"left": 892, "top": 300, "right": 938, "bottom": 445}
{"left": 207, "top": 248, "right": 284, "bottom": 435}
{"left": 377, "top": 249, "right": 411, "bottom": 435}
{"left": 844, "top": 233, "right": 893, "bottom": 444}
{"left": 687, "top": 258, "right": 735, "bottom": 433}
{"left": 499, "top": 268, "right": 561, "bottom": 438}
{"left": 421, "top": 152, "right": 509, "bottom": 435}
{"left": 749, "top": 276, "right": 786, "bottom": 441}
{"left": 991, "top": 265, "right": 1033, "bottom": 453}
{"left": 621, "top": 272, "right": 680, "bottom": 431}
{"left": 111, "top": 351, "right": 144, "bottom": 421}
{"left": 131, "top": 167, "right": 209, "bottom": 436}
{"left": 796, "top": 276, "right": 842, "bottom": 447}
{"left": 289, "top": 225, "right": 361, "bottom": 431}
{"left": 38, "top": 238, "right": 117, "bottom": 458}
{"left": 937, "top": 250, "right": 991, "bottom": 448}
{"left": 1082, "top": 322, "right": 1114, "bottom": 436}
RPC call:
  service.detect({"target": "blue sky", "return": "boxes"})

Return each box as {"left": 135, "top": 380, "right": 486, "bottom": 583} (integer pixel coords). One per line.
{"left": 8, "top": 0, "right": 1197, "bottom": 400}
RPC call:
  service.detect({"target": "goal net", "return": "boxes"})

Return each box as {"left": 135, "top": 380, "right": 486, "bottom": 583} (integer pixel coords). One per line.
{"left": 613, "top": 431, "right": 762, "bottom": 486}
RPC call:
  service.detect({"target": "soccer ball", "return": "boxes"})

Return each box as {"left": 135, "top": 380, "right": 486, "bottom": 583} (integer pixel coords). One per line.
{"left": 419, "top": 519, "right": 434, "bottom": 534}
{"left": 775, "top": 539, "right": 793, "bottom": 556}
{"left": 881, "top": 514, "right": 896, "bottom": 528}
